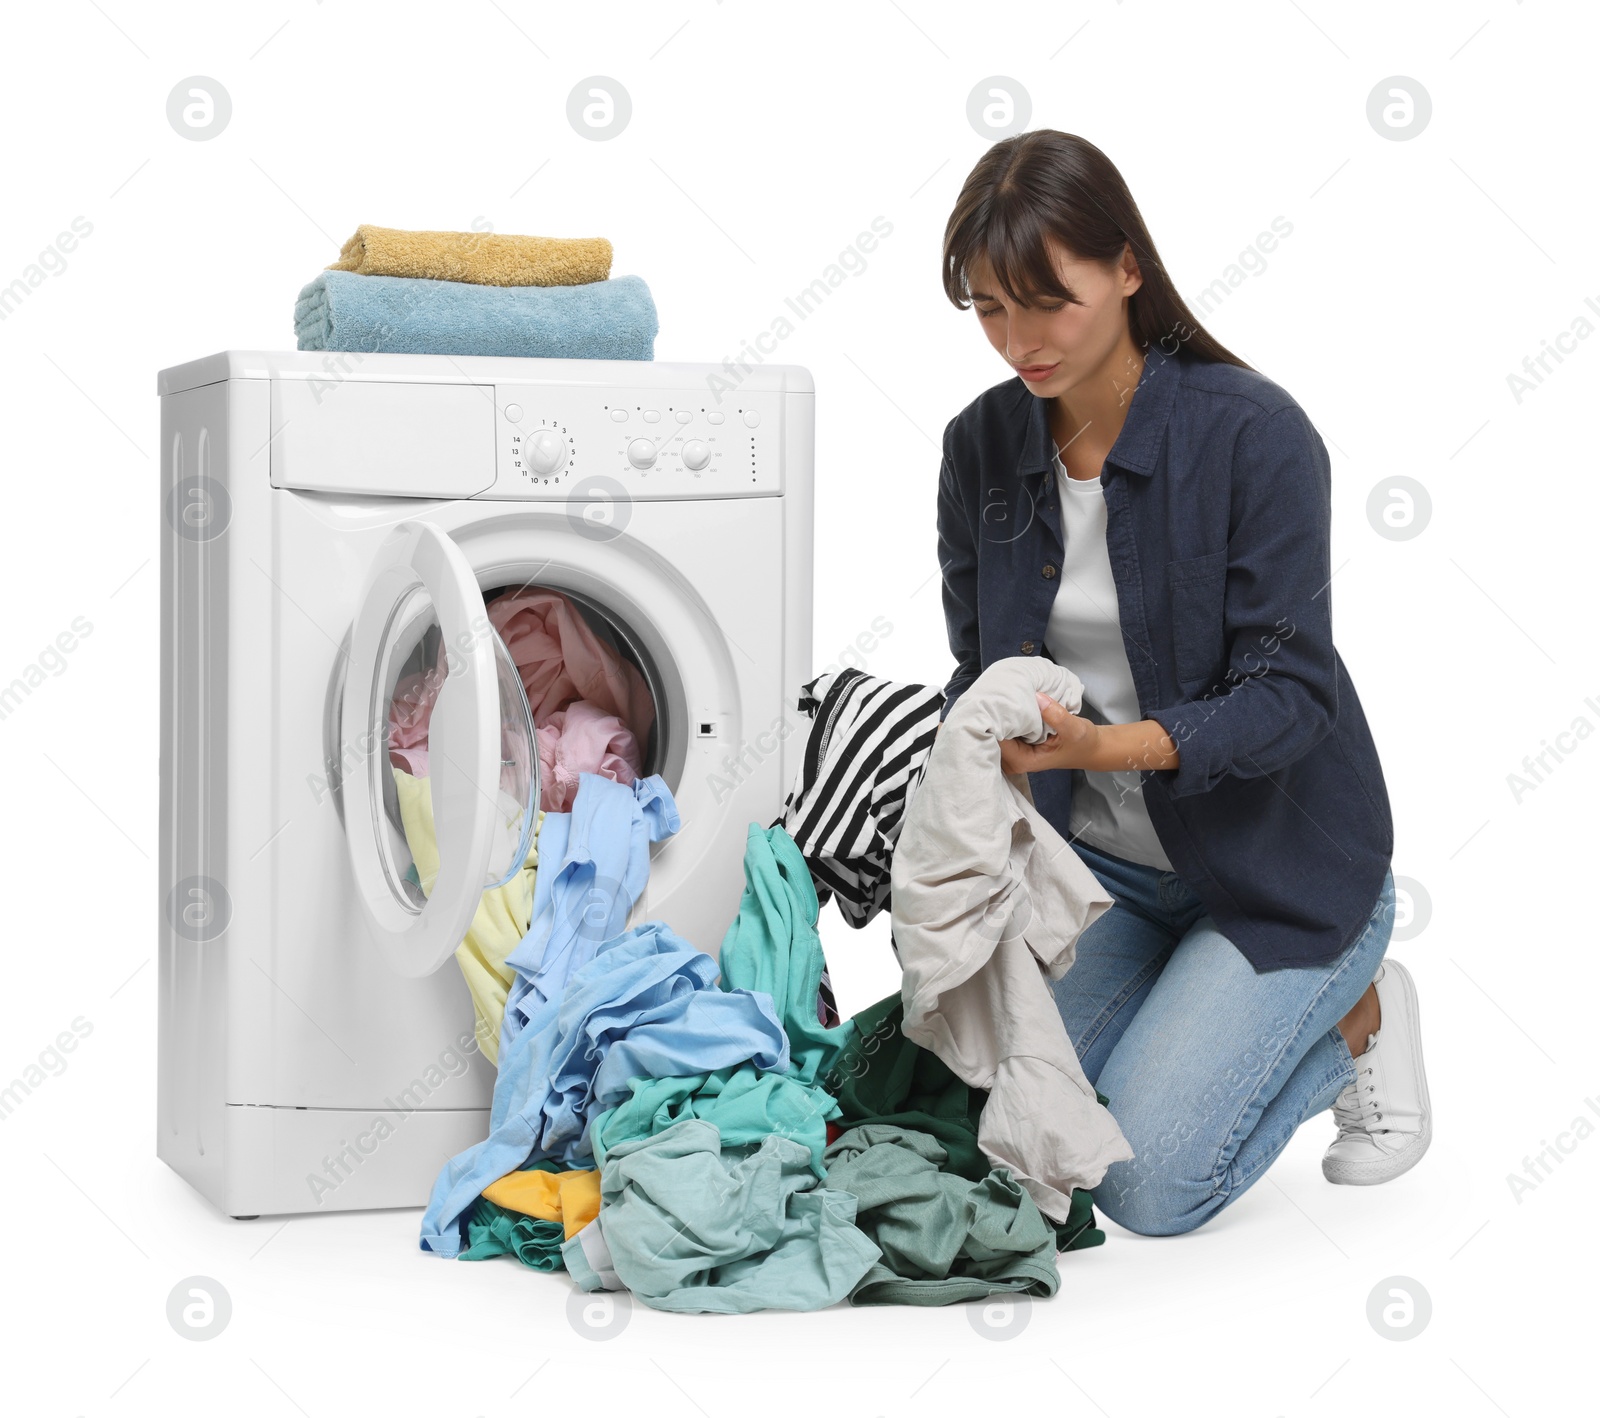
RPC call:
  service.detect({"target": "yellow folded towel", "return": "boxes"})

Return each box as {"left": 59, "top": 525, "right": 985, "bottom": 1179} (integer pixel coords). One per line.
{"left": 327, "top": 224, "right": 613, "bottom": 287}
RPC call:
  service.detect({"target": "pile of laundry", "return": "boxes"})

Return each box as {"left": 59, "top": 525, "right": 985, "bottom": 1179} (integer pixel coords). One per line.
{"left": 389, "top": 585, "right": 657, "bottom": 1062}
{"left": 405, "top": 656, "right": 1131, "bottom": 1312}
{"left": 293, "top": 223, "right": 657, "bottom": 359}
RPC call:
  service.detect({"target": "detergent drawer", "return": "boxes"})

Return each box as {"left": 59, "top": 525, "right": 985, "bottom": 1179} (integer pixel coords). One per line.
{"left": 270, "top": 378, "right": 497, "bottom": 497}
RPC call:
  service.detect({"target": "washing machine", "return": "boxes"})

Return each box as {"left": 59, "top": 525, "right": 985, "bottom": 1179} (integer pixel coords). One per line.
{"left": 156, "top": 351, "right": 814, "bottom": 1218}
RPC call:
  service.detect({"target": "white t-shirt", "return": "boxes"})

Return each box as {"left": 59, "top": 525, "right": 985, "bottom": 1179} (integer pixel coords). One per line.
{"left": 1042, "top": 450, "right": 1174, "bottom": 871}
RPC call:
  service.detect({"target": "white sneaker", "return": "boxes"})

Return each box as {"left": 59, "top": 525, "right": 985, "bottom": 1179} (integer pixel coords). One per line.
{"left": 1321, "top": 958, "right": 1432, "bottom": 1185}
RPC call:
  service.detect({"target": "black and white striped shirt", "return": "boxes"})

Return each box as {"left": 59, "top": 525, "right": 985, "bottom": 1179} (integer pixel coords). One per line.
{"left": 770, "top": 668, "right": 945, "bottom": 1024}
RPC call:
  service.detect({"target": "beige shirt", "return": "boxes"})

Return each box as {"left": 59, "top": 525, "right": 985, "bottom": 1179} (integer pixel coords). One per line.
{"left": 890, "top": 656, "right": 1134, "bottom": 1221}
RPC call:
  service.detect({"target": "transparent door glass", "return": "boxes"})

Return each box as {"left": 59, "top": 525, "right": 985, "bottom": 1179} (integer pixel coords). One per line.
{"left": 371, "top": 585, "right": 538, "bottom": 913}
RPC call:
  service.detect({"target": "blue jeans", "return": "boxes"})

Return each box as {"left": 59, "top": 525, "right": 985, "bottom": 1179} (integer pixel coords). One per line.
{"left": 1051, "top": 839, "right": 1395, "bottom": 1236}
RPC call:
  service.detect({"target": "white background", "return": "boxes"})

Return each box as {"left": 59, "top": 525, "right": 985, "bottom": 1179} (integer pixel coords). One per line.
{"left": 2, "top": 1, "right": 1596, "bottom": 1414}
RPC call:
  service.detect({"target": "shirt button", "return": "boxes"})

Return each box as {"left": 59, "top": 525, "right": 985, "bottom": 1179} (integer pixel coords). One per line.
{"left": 1021, "top": 640, "right": 1036, "bottom": 654}
{"left": 1042, "top": 564, "right": 1057, "bottom": 579}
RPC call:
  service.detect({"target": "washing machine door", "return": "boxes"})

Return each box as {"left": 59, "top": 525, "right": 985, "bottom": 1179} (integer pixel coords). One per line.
{"left": 342, "top": 521, "right": 539, "bottom": 977}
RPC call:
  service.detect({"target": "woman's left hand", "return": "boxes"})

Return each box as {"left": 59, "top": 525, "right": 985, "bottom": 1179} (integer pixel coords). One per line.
{"left": 999, "top": 692, "right": 1102, "bottom": 775}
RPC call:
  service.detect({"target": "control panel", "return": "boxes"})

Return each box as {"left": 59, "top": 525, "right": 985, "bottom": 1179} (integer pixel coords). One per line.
{"left": 487, "top": 385, "right": 782, "bottom": 499}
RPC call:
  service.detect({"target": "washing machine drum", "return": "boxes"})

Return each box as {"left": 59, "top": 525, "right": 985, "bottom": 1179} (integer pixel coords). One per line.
{"left": 342, "top": 521, "right": 540, "bottom": 977}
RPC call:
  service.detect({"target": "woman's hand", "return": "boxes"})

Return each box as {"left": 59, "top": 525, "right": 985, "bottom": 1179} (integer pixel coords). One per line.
{"left": 999, "top": 692, "right": 1102, "bottom": 774}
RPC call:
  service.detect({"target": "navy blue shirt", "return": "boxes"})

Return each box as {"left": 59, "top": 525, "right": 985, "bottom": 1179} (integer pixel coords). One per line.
{"left": 936, "top": 344, "right": 1393, "bottom": 971}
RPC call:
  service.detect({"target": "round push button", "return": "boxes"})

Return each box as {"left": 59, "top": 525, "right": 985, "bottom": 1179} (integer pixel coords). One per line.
{"left": 503, "top": 403, "right": 523, "bottom": 423}
{"left": 742, "top": 409, "right": 761, "bottom": 428}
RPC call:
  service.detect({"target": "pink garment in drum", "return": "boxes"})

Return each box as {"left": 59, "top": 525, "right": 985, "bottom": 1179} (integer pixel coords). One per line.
{"left": 487, "top": 589, "right": 655, "bottom": 749}
{"left": 386, "top": 588, "right": 654, "bottom": 788}
{"left": 388, "top": 655, "right": 444, "bottom": 775}
{"left": 536, "top": 700, "right": 642, "bottom": 812}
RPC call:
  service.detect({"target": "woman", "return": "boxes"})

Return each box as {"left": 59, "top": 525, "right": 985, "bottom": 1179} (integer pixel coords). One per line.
{"left": 933, "top": 130, "right": 1431, "bottom": 1237}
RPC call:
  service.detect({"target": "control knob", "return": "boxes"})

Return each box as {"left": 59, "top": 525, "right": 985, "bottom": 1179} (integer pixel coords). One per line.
{"left": 524, "top": 428, "right": 569, "bottom": 476}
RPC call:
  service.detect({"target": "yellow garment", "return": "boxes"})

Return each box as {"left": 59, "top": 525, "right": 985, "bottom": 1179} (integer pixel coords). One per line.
{"left": 392, "top": 767, "right": 544, "bottom": 1065}
{"left": 482, "top": 1167, "right": 602, "bottom": 1239}
{"left": 327, "top": 224, "right": 612, "bottom": 287}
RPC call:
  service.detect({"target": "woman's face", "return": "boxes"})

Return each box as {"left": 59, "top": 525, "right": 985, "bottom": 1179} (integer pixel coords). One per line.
{"left": 966, "top": 238, "right": 1143, "bottom": 395}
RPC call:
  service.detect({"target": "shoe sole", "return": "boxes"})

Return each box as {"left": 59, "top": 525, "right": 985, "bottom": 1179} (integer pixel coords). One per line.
{"left": 1322, "top": 957, "right": 1433, "bottom": 1186}
{"left": 1322, "top": 1118, "right": 1431, "bottom": 1185}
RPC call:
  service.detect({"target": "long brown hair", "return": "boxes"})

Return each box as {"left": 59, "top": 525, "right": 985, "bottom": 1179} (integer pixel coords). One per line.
{"left": 942, "top": 130, "right": 1252, "bottom": 370}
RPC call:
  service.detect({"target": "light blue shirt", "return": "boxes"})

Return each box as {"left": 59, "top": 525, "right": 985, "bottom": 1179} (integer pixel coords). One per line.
{"left": 498, "top": 772, "right": 680, "bottom": 1061}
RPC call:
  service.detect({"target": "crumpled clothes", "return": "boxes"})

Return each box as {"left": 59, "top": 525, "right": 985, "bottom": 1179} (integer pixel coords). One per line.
{"left": 482, "top": 1163, "right": 600, "bottom": 1239}
{"left": 564, "top": 1117, "right": 882, "bottom": 1314}
{"left": 585, "top": 822, "right": 854, "bottom": 1177}
{"left": 487, "top": 587, "right": 655, "bottom": 751}
{"left": 458, "top": 1154, "right": 600, "bottom": 1272}
{"left": 501, "top": 773, "right": 680, "bottom": 1052}
{"left": 385, "top": 586, "right": 652, "bottom": 807}
{"left": 589, "top": 1065, "right": 841, "bottom": 1180}
{"left": 823, "top": 990, "right": 1107, "bottom": 1255}
{"left": 420, "top": 919, "right": 791, "bottom": 1256}
{"left": 387, "top": 654, "right": 445, "bottom": 776}
{"left": 822, "top": 1123, "right": 1061, "bottom": 1307}
{"left": 458, "top": 1198, "right": 567, "bottom": 1271}
{"left": 536, "top": 699, "right": 640, "bottom": 811}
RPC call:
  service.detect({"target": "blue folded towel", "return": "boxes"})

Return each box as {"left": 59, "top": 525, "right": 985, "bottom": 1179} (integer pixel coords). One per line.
{"left": 293, "top": 269, "right": 658, "bottom": 359}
